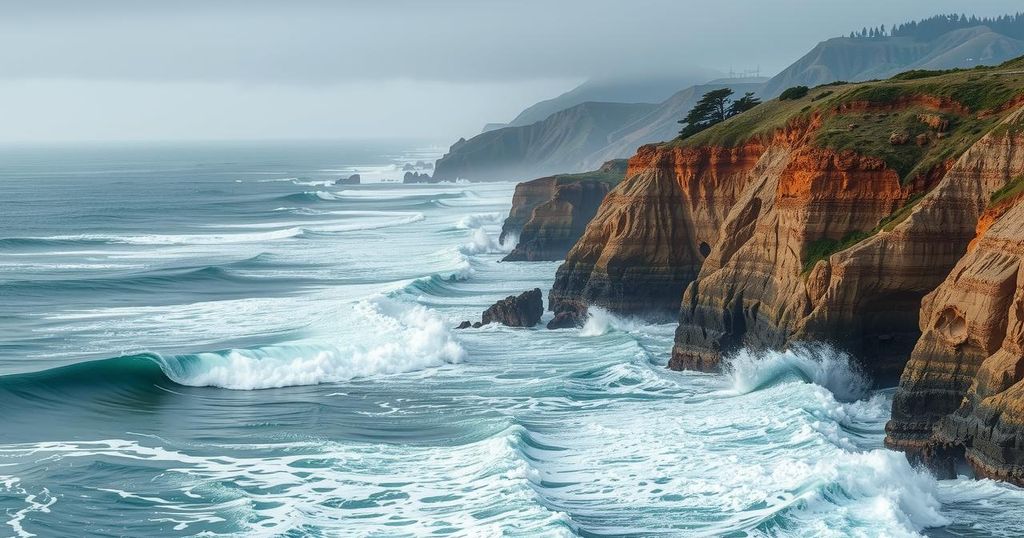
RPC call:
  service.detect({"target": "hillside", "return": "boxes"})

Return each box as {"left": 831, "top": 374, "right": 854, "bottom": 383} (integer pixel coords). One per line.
{"left": 581, "top": 80, "right": 765, "bottom": 169}
{"left": 435, "top": 81, "right": 765, "bottom": 181}
{"left": 432, "top": 102, "right": 656, "bottom": 181}
{"left": 762, "top": 25, "right": 1024, "bottom": 97}
{"left": 507, "top": 73, "right": 713, "bottom": 127}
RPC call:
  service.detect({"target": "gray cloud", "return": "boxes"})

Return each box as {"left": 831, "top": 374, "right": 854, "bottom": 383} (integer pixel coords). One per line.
{"left": 5, "top": 0, "right": 1023, "bottom": 84}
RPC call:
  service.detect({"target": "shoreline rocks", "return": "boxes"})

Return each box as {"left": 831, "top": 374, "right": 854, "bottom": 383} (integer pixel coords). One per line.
{"left": 457, "top": 288, "right": 543, "bottom": 329}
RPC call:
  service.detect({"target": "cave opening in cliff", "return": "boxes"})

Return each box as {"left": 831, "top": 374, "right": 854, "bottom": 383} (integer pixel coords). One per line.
{"left": 699, "top": 241, "right": 711, "bottom": 258}
{"left": 857, "top": 291, "right": 923, "bottom": 384}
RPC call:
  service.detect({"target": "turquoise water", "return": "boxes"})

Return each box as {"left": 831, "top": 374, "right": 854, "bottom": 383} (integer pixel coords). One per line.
{"left": 1, "top": 141, "right": 1023, "bottom": 537}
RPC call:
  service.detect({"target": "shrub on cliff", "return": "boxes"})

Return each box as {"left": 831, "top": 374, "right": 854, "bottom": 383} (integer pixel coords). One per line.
{"left": 778, "top": 85, "right": 810, "bottom": 100}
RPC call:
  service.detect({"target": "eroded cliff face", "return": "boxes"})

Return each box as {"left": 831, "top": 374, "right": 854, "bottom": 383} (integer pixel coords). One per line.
{"left": 547, "top": 142, "right": 765, "bottom": 318}
{"left": 500, "top": 161, "right": 625, "bottom": 262}
{"left": 503, "top": 180, "right": 614, "bottom": 262}
{"left": 885, "top": 180, "right": 1024, "bottom": 481}
{"left": 671, "top": 107, "right": 1024, "bottom": 377}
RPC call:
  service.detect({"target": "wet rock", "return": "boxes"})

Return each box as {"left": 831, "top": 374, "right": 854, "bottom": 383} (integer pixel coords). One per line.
{"left": 336, "top": 174, "right": 361, "bottom": 185}
{"left": 482, "top": 288, "right": 543, "bottom": 327}
{"left": 455, "top": 321, "right": 472, "bottom": 330}
{"left": 546, "top": 303, "right": 587, "bottom": 329}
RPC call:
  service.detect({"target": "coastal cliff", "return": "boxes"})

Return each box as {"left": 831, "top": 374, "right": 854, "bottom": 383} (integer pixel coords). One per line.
{"left": 551, "top": 60, "right": 1024, "bottom": 369}
{"left": 546, "top": 57, "right": 1024, "bottom": 482}
{"left": 501, "top": 160, "right": 626, "bottom": 262}
{"left": 886, "top": 178, "right": 1024, "bottom": 482}
{"left": 548, "top": 141, "right": 765, "bottom": 318}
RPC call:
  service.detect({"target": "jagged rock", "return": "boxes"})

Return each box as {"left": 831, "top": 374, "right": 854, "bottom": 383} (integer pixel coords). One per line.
{"left": 890, "top": 130, "right": 911, "bottom": 145}
{"left": 481, "top": 288, "right": 543, "bottom": 327}
{"left": 455, "top": 321, "right": 472, "bottom": 330}
{"left": 918, "top": 113, "right": 950, "bottom": 132}
{"left": 547, "top": 303, "right": 587, "bottom": 329}
{"left": 336, "top": 174, "right": 361, "bottom": 185}
{"left": 472, "top": 322, "right": 482, "bottom": 329}
{"left": 403, "top": 172, "right": 433, "bottom": 184}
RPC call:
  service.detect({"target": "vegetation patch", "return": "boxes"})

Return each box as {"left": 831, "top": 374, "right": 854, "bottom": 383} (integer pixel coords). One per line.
{"left": 990, "top": 175, "right": 1024, "bottom": 206}
{"left": 779, "top": 86, "right": 810, "bottom": 100}
{"left": 802, "top": 231, "right": 873, "bottom": 273}
{"left": 552, "top": 160, "right": 627, "bottom": 184}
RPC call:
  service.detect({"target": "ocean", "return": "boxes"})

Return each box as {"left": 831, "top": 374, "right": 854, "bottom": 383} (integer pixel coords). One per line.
{"left": 1, "top": 140, "right": 1023, "bottom": 537}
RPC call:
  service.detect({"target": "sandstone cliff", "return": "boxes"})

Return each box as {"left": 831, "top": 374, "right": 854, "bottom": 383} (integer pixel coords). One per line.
{"left": 548, "top": 141, "right": 766, "bottom": 318}
{"left": 886, "top": 180, "right": 1024, "bottom": 483}
{"left": 501, "top": 161, "right": 625, "bottom": 262}
{"left": 551, "top": 60, "right": 1024, "bottom": 374}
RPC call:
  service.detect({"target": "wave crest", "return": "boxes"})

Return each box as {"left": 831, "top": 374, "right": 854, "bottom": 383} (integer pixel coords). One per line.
{"left": 724, "top": 344, "right": 871, "bottom": 402}
{"left": 158, "top": 298, "right": 465, "bottom": 390}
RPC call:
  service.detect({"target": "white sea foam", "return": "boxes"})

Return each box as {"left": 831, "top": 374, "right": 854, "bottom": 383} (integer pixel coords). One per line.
{"left": 724, "top": 344, "right": 871, "bottom": 402}
{"left": 455, "top": 212, "right": 503, "bottom": 229}
{"left": 459, "top": 227, "right": 515, "bottom": 255}
{"left": 579, "top": 307, "right": 646, "bottom": 336}
{"left": 40, "top": 214, "right": 424, "bottom": 246}
{"left": 159, "top": 298, "right": 465, "bottom": 389}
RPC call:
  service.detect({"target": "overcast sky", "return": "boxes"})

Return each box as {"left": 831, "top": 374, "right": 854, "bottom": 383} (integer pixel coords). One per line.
{"left": 2, "top": 0, "right": 1022, "bottom": 143}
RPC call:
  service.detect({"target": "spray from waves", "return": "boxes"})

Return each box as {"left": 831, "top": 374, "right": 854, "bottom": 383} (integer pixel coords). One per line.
{"left": 759, "top": 450, "right": 949, "bottom": 536}
{"left": 459, "top": 228, "right": 516, "bottom": 255}
{"left": 157, "top": 298, "right": 465, "bottom": 390}
{"left": 455, "top": 212, "right": 503, "bottom": 230}
{"left": 723, "top": 344, "right": 871, "bottom": 402}
{"left": 579, "top": 307, "right": 647, "bottom": 336}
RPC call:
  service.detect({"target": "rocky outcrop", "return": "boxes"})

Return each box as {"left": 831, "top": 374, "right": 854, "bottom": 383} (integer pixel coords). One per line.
{"left": 403, "top": 172, "right": 432, "bottom": 184}
{"left": 458, "top": 289, "right": 544, "bottom": 328}
{"left": 885, "top": 189, "right": 1024, "bottom": 484}
{"left": 336, "top": 174, "right": 361, "bottom": 185}
{"left": 547, "top": 141, "right": 766, "bottom": 319}
{"left": 501, "top": 160, "right": 625, "bottom": 262}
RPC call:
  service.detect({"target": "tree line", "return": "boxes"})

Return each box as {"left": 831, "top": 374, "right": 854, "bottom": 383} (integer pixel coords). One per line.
{"left": 848, "top": 13, "right": 1024, "bottom": 41}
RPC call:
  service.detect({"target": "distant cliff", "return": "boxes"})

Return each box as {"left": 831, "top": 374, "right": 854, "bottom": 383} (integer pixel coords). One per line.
{"left": 507, "top": 73, "right": 713, "bottom": 128}
{"left": 433, "top": 102, "right": 655, "bottom": 182}
{"left": 762, "top": 26, "right": 1024, "bottom": 97}
{"left": 547, "top": 56, "right": 1024, "bottom": 483}
{"left": 500, "top": 160, "right": 626, "bottom": 262}
{"left": 435, "top": 82, "right": 765, "bottom": 182}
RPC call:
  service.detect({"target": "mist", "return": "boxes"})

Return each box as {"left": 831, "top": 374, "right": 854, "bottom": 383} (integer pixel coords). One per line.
{"left": 2, "top": 0, "right": 1023, "bottom": 142}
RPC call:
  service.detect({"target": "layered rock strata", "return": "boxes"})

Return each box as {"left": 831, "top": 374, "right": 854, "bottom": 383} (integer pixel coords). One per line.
{"left": 886, "top": 188, "right": 1024, "bottom": 483}
{"left": 548, "top": 142, "right": 766, "bottom": 319}
{"left": 499, "top": 161, "right": 626, "bottom": 261}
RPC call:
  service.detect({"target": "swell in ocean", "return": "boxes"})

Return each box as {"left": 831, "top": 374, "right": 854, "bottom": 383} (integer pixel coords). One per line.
{"left": 3, "top": 142, "right": 1024, "bottom": 537}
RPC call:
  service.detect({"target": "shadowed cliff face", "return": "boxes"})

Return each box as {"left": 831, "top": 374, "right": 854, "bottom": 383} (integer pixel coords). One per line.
{"left": 672, "top": 108, "right": 1024, "bottom": 377}
{"left": 885, "top": 171, "right": 1024, "bottom": 483}
{"left": 499, "top": 161, "right": 626, "bottom": 262}
{"left": 547, "top": 142, "right": 765, "bottom": 318}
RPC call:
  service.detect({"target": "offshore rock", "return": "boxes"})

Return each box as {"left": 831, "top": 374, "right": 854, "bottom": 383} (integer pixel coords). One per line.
{"left": 336, "top": 174, "right": 361, "bottom": 185}
{"left": 481, "top": 288, "right": 544, "bottom": 328}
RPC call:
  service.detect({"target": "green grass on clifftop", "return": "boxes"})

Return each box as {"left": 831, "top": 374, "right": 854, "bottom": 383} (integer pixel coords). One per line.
{"left": 551, "top": 159, "right": 628, "bottom": 185}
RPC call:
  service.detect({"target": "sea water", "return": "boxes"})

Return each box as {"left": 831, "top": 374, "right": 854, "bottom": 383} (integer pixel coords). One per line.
{"left": 1, "top": 141, "right": 1023, "bottom": 537}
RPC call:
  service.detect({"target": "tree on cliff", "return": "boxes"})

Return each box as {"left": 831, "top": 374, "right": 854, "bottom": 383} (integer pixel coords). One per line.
{"left": 678, "top": 88, "right": 761, "bottom": 139}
